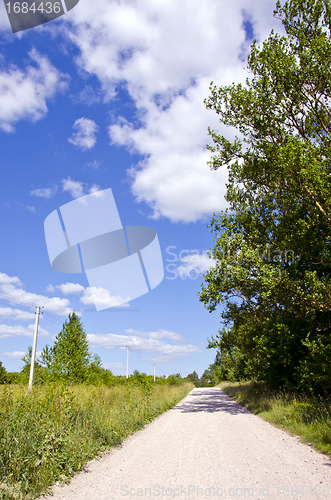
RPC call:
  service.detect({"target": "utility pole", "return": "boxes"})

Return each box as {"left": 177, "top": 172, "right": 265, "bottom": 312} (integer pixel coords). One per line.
{"left": 126, "top": 346, "right": 130, "bottom": 379}
{"left": 28, "top": 306, "right": 43, "bottom": 392}
{"left": 153, "top": 363, "right": 156, "bottom": 382}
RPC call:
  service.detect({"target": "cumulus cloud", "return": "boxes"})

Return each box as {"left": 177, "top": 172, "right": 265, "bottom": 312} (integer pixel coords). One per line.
{"left": 0, "top": 49, "right": 69, "bottom": 133}
{"left": 30, "top": 186, "right": 57, "bottom": 199}
{"left": 47, "top": 282, "right": 85, "bottom": 295}
{"left": 0, "top": 307, "right": 35, "bottom": 321}
{"left": 89, "top": 184, "right": 102, "bottom": 195}
{"left": 86, "top": 160, "right": 101, "bottom": 170}
{"left": 0, "top": 272, "right": 73, "bottom": 316}
{"left": 80, "top": 287, "right": 131, "bottom": 309}
{"left": 63, "top": 0, "right": 283, "bottom": 222}
{"left": 61, "top": 177, "right": 85, "bottom": 198}
{"left": 103, "top": 362, "right": 125, "bottom": 371}
{"left": 164, "top": 249, "right": 215, "bottom": 279}
{"left": 68, "top": 117, "right": 99, "bottom": 150}
{"left": 49, "top": 283, "right": 131, "bottom": 310}
{"left": 0, "top": 273, "right": 22, "bottom": 287}
{"left": 30, "top": 179, "right": 101, "bottom": 201}
{"left": 87, "top": 330, "right": 201, "bottom": 362}
{"left": 61, "top": 177, "right": 102, "bottom": 199}
{"left": 1, "top": 351, "right": 27, "bottom": 359}
{"left": 125, "top": 328, "right": 184, "bottom": 342}
{"left": 175, "top": 251, "right": 216, "bottom": 279}
{"left": 24, "top": 206, "right": 36, "bottom": 213}
{"left": 0, "top": 324, "right": 49, "bottom": 339}
{"left": 109, "top": 82, "right": 230, "bottom": 222}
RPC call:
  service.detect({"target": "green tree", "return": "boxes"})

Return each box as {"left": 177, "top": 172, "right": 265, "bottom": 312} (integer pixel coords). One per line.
{"left": 200, "top": 0, "right": 331, "bottom": 393}
{"left": 186, "top": 371, "right": 200, "bottom": 385}
{"left": 0, "top": 361, "right": 7, "bottom": 384}
{"left": 48, "top": 312, "right": 90, "bottom": 383}
{"left": 86, "top": 354, "right": 114, "bottom": 385}
{"left": 167, "top": 373, "right": 183, "bottom": 385}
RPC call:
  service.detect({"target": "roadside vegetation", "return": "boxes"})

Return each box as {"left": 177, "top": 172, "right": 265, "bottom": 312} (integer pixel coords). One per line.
{"left": 0, "top": 312, "right": 193, "bottom": 500}
{"left": 219, "top": 380, "right": 331, "bottom": 457}
{"left": 0, "top": 380, "right": 193, "bottom": 500}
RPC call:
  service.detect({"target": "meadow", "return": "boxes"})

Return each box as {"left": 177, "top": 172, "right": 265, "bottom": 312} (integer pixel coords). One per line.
{"left": 0, "top": 381, "right": 193, "bottom": 500}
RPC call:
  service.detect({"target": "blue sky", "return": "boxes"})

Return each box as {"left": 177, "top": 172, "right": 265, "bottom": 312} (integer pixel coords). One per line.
{"left": 0, "top": 0, "right": 284, "bottom": 377}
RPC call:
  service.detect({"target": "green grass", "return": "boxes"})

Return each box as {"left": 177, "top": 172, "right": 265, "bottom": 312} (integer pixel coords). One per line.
{"left": 219, "top": 380, "right": 331, "bottom": 457}
{"left": 0, "top": 382, "right": 193, "bottom": 500}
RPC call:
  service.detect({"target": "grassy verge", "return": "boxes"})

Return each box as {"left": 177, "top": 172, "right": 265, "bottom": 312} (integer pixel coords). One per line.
{"left": 219, "top": 380, "right": 331, "bottom": 457}
{"left": 0, "top": 382, "right": 193, "bottom": 500}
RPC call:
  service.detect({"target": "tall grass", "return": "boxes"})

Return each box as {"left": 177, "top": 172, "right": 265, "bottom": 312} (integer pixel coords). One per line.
{"left": 0, "top": 382, "right": 193, "bottom": 500}
{"left": 220, "top": 380, "right": 331, "bottom": 456}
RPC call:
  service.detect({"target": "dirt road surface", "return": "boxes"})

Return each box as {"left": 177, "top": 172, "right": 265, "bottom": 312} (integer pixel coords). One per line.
{"left": 40, "top": 387, "right": 331, "bottom": 500}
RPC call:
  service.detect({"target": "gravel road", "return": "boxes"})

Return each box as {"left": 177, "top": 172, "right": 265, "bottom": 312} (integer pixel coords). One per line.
{"left": 40, "top": 387, "right": 331, "bottom": 500}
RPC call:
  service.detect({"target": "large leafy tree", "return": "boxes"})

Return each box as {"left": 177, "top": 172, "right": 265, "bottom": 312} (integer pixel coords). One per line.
{"left": 200, "top": 0, "right": 331, "bottom": 393}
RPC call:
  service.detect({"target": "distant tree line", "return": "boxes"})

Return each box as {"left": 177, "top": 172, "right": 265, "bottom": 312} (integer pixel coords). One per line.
{"left": 0, "top": 312, "right": 196, "bottom": 387}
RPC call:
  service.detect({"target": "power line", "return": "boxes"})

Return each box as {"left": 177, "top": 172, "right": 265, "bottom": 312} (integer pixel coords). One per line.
{"left": 0, "top": 291, "right": 69, "bottom": 322}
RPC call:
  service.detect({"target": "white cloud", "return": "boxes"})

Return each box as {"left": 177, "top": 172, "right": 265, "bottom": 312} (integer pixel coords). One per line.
{"left": 63, "top": 0, "right": 283, "bottom": 222}
{"left": 175, "top": 251, "right": 216, "bottom": 279}
{"left": 62, "top": 176, "right": 85, "bottom": 198}
{"left": 110, "top": 82, "right": 230, "bottom": 222}
{"left": 48, "top": 282, "right": 85, "bottom": 295}
{"left": 1, "top": 351, "right": 42, "bottom": 361}
{"left": 86, "top": 160, "right": 101, "bottom": 170}
{"left": 87, "top": 330, "right": 201, "bottom": 362}
{"left": 0, "top": 273, "right": 22, "bottom": 287}
{"left": 30, "top": 179, "right": 101, "bottom": 201}
{"left": 0, "top": 272, "right": 73, "bottom": 316}
{"left": 125, "top": 328, "right": 184, "bottom": 342}
{"left": 30, "top": 186, "right": 57, "bottom": 199}
{"left": 0, "top": 49, "right": 69, "bottom": 133}
{"left": 68, "top": 117, "right": 99, "bottom": 150}
{"left": 1, "top": 351, "right": 26, "bottom": 359}
{"left": 0, "top": 324, "right": 49, "bottom": 339}
{"left": 0, "top": 307, "right": 35, "bottom": 321}
{"left": 103, "top": 362, "right": 125, "bottom": 371}
{"left": 61, "top": 177, "right": 102, "bottom": 199}
{"left": 80, "top": 287, "right": 131, "bottom": 309}
{"left": 89, "top": 184, "right": 102, "bottom": 195}
{"left": 138, "top": 344, "right": 202, "bottom": 363}
{"left": 24, "top": 206, "right": 36, "bottom": 213}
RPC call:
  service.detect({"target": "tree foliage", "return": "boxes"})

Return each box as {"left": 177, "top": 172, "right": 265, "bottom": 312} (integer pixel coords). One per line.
{"left": 21, "top": 346, "right": 49, "bottom": 384}
{"left": 47, "top": 312, "right": 90, "bottom": 382}
{"left": 0, "top": 361, "right": 7, "bottom": 384}
{"left": 200, "top": 0, "right": 331, "bottom": 394}
{"left": 38, "top": 312, "right": 113, "bottom": 384}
